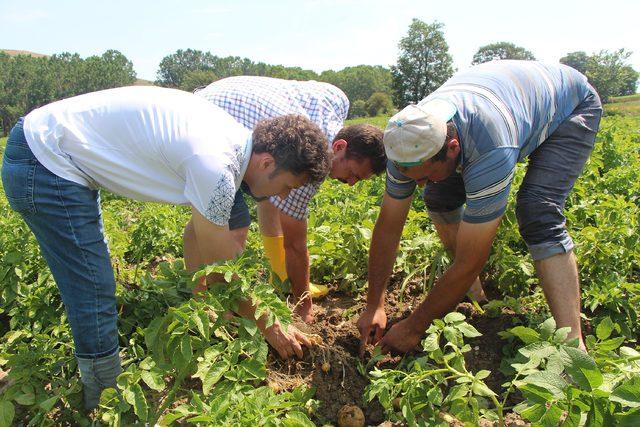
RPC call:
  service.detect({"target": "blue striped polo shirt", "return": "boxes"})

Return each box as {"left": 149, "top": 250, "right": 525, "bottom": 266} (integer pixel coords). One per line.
{"left": 386, "top": 60, "right": 595, "bottom": 223}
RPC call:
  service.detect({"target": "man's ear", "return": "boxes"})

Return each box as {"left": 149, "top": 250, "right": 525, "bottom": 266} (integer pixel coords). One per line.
{"left": 447, "top": 138, "right": 461, "bottom": 159}
{"left": 258, "top": 153, "right": 276, "bottom": 171}
{"left": 332, "top": 139, "right": 348, "bottom": 153}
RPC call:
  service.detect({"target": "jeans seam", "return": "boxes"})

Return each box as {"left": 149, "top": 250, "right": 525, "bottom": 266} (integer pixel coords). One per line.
{"left": 55, "top": 174, "right": 104, "bottom": 355}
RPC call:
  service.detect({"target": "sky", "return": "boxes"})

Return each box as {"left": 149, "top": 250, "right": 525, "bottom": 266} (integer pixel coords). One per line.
{"left": 1, "top": 0, "right": 638, "bottom": 82}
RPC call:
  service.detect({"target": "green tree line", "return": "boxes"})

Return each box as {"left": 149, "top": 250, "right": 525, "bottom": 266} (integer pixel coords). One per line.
{"left": 1, "top": 20, "right": 637, "bottom": 134}
{"left": 0, "top": 50, "right": 136, "bottom": 135}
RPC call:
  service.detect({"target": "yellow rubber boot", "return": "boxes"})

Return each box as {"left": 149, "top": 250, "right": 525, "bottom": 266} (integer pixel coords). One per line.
{"left": 261, "top": 235, "right": 329, "bottom": 299}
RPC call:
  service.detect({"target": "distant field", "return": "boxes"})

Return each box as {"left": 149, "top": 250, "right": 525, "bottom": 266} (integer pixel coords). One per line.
{"left": 344, "top": 114, "right": 390, "bottom": 128}
{"left": 605, "top": 94, "right": 640, "bottom": 116}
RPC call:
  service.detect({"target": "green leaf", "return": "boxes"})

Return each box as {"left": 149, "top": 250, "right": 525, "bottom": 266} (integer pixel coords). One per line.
{"left": 38, "top": 396, "right": 59, "bottom": 412}
{"left": 240, "top": 358, "right": 266, "bottom": 379}
{"left": 199, "top": 360, "right": 229, "bottom": 395}
{"left": 615, "top": 408, "right": 640, "bottom": 426}
{"left": 192, "top": 311, "right": 210, "bottom": 339}
{"left": 282, "top": 411, "right": 314, "bottom": 427}
{"left": 540, "top": 318, "right": 556, "bottom": 340}
{"left": 130, "top": 383, "right": 149, "bottom": 421}
{"left": 611, "top": 378, "right": 640, "bottom": 408}
{"left": 523, "top": 372, "right": 567, "bottom": 398}
{"left": 0, "top": 401, "right": 15, "bottom": 427}
{"left": 560, "top": 347, "right": 602, "bottom": 391}
{"left": 421, "top": 333, "right": 439, "bottom": 352}
{"left": 508, "top": 326, "right": 540, "bottom": 344}
{"left": 141, "top": 369, "right": 166, "bottom": 391}
{"left": 597, "top": 337, "right": 625, "bottom": 351}
{"left": 180, "top": 334, "right": 193, "bottom": 365}
{"left": 472, "top": 381, "right": 496, "bottom": 397}
{"left": 444, "top": 312, "right": 466, "bottom": 323}
{"left": 457, "top": 322, "right": 482, "bottom": 338}
{"left": 520, "top": 402, "right": 546, "bottom": 422}
{"left": 595, "top": 317, "right": 615, "bottom": 340}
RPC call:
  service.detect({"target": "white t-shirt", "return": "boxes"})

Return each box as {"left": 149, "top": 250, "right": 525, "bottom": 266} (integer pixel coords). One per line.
{"left": 24, "top": 86, "right": 252, "bottom": 226}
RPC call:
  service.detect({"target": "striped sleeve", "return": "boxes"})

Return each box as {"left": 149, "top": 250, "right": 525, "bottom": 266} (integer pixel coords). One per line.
{"left": 462, "top": 148, "right": 519, "bottom": 223}
{"left": 385, "top": 160, "right": 416, "bottom": 199}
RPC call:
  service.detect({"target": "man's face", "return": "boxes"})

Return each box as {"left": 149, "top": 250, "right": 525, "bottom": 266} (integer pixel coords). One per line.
{"left": 329, "top": 139, "right": 374, "bottom": 186}
{"left": 397, "top": 157, "right": 456, "bottom": 187}
{"left": 249, "top": 168, "right": 308, "bottom": 200}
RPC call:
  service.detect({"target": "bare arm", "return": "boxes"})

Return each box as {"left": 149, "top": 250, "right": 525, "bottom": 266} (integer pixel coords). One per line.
{"left": 366, "top": 193, "right": 413, "bottom": 308}
{"left": 358, "top": 193, "right": 412, "bottom": 355}
{"left": 186, "top": 207, "right": 311, "bottom": 359}
{"left": 280, "top": 213, "right": 312, "bottom": 316}
{"left": 379, "top": 216, "right": 502, "bottom": 354}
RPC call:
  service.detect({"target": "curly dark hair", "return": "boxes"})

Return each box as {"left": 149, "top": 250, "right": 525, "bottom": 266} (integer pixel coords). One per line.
{"left": 252, "top": 115, "right": 331, "bottom": 184}
{"left": 333, "top": 124, "right": 386, "bottom": 175}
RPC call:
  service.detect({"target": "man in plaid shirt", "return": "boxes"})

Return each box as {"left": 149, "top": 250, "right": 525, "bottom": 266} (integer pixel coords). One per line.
{"left": 196, "top": 76, "right": 386, "bottom": 322}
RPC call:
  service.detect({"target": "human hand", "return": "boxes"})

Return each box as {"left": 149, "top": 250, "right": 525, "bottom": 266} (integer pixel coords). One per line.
{"left": 263, "top": 321, "right": 313, "bottom": 359}
{"left": 357, "top": 305, "right": 387, "bottom": 357}
{"left": 379, "top": 318, "right": 423, "bottom": 355}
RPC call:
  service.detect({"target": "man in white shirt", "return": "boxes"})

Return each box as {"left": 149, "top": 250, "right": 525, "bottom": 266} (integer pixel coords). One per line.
{"left": 1, "top": 86, "right": 331, "bottom": 409}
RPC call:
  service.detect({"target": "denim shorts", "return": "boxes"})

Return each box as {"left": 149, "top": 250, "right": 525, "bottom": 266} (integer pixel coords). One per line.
{"left": 424, "top": 89, "right": 603, "bottom": 261}
{"left": 2, "top": 118, "right": 119, "bottom": 359}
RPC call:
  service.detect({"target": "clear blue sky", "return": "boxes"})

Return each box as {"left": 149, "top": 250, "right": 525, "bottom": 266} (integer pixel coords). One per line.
{"left": 1, "top": 0, "right": 638, "bottom": 81}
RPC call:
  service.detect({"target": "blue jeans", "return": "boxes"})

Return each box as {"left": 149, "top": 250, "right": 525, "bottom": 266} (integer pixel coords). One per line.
{"left": 2, "top": 119, "right": 121, "bottom": 408}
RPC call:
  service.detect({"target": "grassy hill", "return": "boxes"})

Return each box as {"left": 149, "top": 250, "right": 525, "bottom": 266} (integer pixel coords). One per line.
{"left": 1, "top": 49, "right": 48, "bottom": 58}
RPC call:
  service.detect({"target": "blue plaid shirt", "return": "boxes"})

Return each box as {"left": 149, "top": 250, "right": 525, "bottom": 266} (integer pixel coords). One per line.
{"left": 195, "top": 76, "right": 349, "bottom": 220}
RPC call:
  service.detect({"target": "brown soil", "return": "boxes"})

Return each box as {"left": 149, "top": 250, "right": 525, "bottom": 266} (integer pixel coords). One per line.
{"left": 264, "top": 275, "right": 530, "bottom": 426}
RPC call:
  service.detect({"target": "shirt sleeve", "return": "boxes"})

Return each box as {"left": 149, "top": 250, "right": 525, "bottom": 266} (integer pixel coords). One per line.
{"left": 183, "top": 156, "right": 236, "bottom": 226}
{"left": 385, "top": 160, "right": 417, "bottom": 199}
{"left": 269, "top": 182, "right": 320, "bottom": 221}
{"left": 462, "top": 148, "right": 520, "bottom": 223}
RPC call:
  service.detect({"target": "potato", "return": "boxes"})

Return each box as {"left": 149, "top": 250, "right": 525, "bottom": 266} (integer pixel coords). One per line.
{"left": 337, "top": 404, "right": 365, "bottom": 427}
{"left": 321, "top": 362, "right": 331, "bottom": 373}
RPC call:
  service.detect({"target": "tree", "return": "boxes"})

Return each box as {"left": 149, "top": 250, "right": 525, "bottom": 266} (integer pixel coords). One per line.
{"left": 618, "top": 65, "right": 639, "bottom": 96}
{"left": 179, "top": 69, "right": 218, "bottom": 92}
{"left": 365, "top": 92, "right": 394, "bottom": 117}
{"left": 320, "top": 65, "right": 393, "bottom": 104}
{"left": 349, "top": 100, "right": 367, "bottom": 118}
{"left": 391, "top": 19, "right": 454, "bottom": 107}
{"left": 0, "top": 50, "right": 138, "bottom": 135}
{"left": 471, "top": 42, "right": 536, "bottom": 65}
{"left": 156, "top": 49, "right": 216, "bottom": 87}
{"left": 586, "top": 49, "right": 636, "bottom": 102}
{"left": 560, "top": 51, "right": 589, "bottom": 75}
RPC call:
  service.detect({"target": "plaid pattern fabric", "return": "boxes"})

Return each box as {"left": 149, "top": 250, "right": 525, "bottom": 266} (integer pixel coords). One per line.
{"left": 195, "top": 76, "right": 349, "bottom": 219}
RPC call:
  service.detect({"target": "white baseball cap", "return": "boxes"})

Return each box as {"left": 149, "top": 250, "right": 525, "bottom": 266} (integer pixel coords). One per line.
{"left": 383, "top": 99, "right": 457, "bottom": 166}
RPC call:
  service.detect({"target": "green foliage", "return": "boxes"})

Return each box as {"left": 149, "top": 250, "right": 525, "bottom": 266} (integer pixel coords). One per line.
{"left": 561, "top": 49, "right": 639, "bottom": 102}
{"left": 349, "top": 99, "right": 367, "bottom": 118}
{"left": 155, "top": 48, "right": 318, "bottom": 88}
{"left": 365, "top": 313, "right": 503, "bottom": 426}
{"left": 1, "top": 111, "right": 640, "bottom": 425}
{"left": 319, "top": 65, "right": 394, "bottom": 108}
{"left": 365, "top": 92, "right": 394, "bottom": 117}
{"left": 471, "top": 42, "right": 536, "bottom": 65}
{"left": 0, "top": 50, "right": 136, "bottom": 135}
{"left": 501, "top": 317, "right": 640, "bottom": 426}
{"left": 391, "top": 19, "right": 454, "bottom": 107}
{"left": 178, "top": 69, "right": 218, "bottom": 92}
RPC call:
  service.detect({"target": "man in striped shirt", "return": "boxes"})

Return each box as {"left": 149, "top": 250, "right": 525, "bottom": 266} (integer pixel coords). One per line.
{"left": 358, "top": 60, "right": 602, "bottom": 354}
{"left": 196, "top": 76, "right": 386, "bottom": 322}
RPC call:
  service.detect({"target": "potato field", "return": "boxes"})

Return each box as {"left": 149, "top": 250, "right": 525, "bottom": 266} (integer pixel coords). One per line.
{"left": 1, "top": 98, "right": 639, "bottom": 426}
